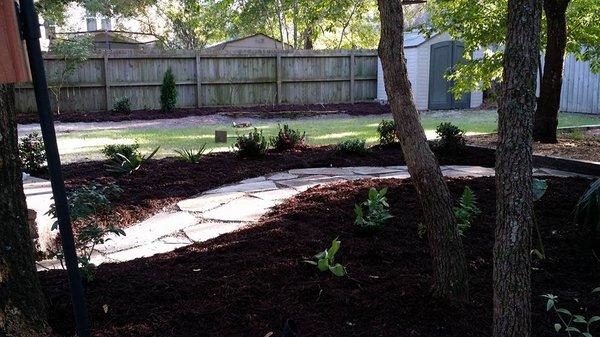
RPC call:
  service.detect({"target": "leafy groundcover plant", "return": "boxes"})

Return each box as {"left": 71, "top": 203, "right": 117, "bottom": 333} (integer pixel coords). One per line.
{"left": 355, "top": 187, "right": 393, "bottom": 232}
{"left": 305, "top": 238, "right": 347, "bottom": 277}
{"left": 542, "top": 288, "right": 600, "bottom": 336}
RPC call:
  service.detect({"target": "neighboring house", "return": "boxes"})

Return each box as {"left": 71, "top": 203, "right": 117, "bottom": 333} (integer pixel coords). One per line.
{"left": 377, "top": 31, "right": 483, "bottom": 110}
{"left": 377, "top": 30, "right": 600, "bottom": 113}
{"left": 204, "top": 33, "right": 293, "bottom": 52}
{"left": 41, "top": 4, "right": 156, "bottom": 51}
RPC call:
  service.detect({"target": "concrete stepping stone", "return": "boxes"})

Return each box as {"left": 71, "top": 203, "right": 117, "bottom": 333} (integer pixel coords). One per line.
{"left": 177, "top": 192, "right": 244, "bottom": 212}
{"left": 288, "top": 167, "right": 354, "bottom": 176}
{"left": 206, "top": 180, "right": 277, "bottom": 194}
{"left": 249, "top": 188, "right": 298, "bottom": 202}
{"left": 350, "top": 166, "right": 404, "bottom": 175}
{"left": 267, "top": 172, "right": 299, "bottom": 181}
{"left": 183, "top": 222, "right": 248, "bottom": 242}
{"left": 277, "top": 176, "right": 347, "bottom": 192}
{"left": 201, "top": 196, "right": 277, "bottom": 222}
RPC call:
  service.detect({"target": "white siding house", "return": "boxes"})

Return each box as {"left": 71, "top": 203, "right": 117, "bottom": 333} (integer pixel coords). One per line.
{"left": 377, "top": 32, "right": 483, "bottom": 110}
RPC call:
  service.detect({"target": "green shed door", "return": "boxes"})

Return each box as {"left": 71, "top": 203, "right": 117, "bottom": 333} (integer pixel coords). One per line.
{"left": 428, "top": 41, "right": 471, "bottom": 110}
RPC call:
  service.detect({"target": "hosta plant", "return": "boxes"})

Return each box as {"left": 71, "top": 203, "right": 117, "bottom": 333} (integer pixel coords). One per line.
{"left": 305, "top": 238, "right": 347, "bottom": 277}
{"left": 355, "top": 187, "right": 393, "bottom": 232}
{"left": 542, "top": 288, "right": 600, "bottom": 336}
{"left": 453, "top": 186, "right": 481, "bottom": 235}
{"left": 105, "top": 146, "right": 160, "bottom": 174}
{"left": 270, "top": 124, "right": 306, "bottom": 151}
{"left": 175, "top": 144, "right": 208, "bottom": 164}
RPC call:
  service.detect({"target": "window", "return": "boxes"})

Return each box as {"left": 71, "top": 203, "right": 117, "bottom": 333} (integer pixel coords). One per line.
{"left": 101, "top": 18, "right": 111, "bottom": 31}
{"left": 86, "top": 17, "right": 97, "bottom": 31}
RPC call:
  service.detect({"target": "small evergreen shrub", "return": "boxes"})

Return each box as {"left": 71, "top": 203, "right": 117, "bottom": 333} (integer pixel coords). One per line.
{"left": 160, "top": 68, "right": 177, "bottom": 113}
{"left": 18, "top": 132, "right": 46, "bottom": 173}
{"left": 337, "top": 139, "right": 367, "bottom": 155}
{"left": 112, "top": 96, "right": 131, "bottom": 115}
{"left": 270, "top": 124, "right": 306, "bottom": 151}
{"left": 435, "top": 122, "right": 466, "bottom": 153}
{"left": 377, "top": 120, "right": 398, "bottom": 145}
{"left": 101, "top": 143, "right": 140, "bottom": 161}
{"left": 234, "top": 128, "right": 268, "bottom": 158}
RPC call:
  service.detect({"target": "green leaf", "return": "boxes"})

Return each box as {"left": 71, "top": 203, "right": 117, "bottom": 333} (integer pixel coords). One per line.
{"left": 317, "top": 258, "right": 329, "bottom": 272}
{"left": 329, "top": 263, "right": 346, "bottom": 277}
{"left": 328, "top": 239, "right": 341, "bottom": 258}
{"left": 588, "top": 316, "right": 600, "bottom": 324}
{"left": 582, "top": 333, "right": 593, "bottom": 337}
{"left": 533, "top": 179, "right": 548, "bottom": 202}
{"left": 592, "top": 287, "right": 600, "bottom": 293}
{"left": 554, "top": 323, "right": 562, "bottom": 332}
{"left": 557, "top": 308, "right": 572, "bottom": 316}
{"left": 573, "top": 315, "right": 586, "bottom": 323}
{"left": 546, "top": 299, "right": 555, "bottom": 311}
{"left": 565, "top": 327, "right": 581, "bottom": 333}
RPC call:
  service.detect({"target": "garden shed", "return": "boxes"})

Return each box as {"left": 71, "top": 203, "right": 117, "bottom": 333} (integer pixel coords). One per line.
{"left": 377, "top": 31, "right": 483, "bottom": 110}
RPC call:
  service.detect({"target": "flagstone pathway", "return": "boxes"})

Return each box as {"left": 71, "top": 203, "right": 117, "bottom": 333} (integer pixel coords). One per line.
{"left": 33, "top": 165, "right": 589, "bottom": 269}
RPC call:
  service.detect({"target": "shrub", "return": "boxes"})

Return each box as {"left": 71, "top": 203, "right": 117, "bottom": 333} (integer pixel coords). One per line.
{"left": 304, "top": 238, "right": 347, "bottom": 277}
{"left": 112, "top": 96, "right": 131, "bottom": 115}
{"left": 453, "top": 186, "right": 481, "bottom": 236}
{"left": 105, "top": 147, "right": 160, "bottom": 174}
{"left": 338, "top": 139, "right": 367, "bottom": 155}
{"left": 175, "top": 144, "right": 208, "bottom": 164}
{"left": 234, "top": 128, "right": 268, "bottom": 158}
{"left": 18, "top": 132, "right": 46, "bottom": 173}
{"left": 377, "top": 120, "right": 399, "bottom": 145}
{"left": 355, "top": 187, "right": 393, "bottom": 232}
{"left": 270, "top": 124, "right": 306, "bottom": 151}
{"left": 160, "top": 68, "right": 177, "bottom": 113}
{"left": 47, "top": 183, "right": 123, "bottom": 223}
{"left": 101, "top": 143, "right": 140, "bottom": 161}
{"left": 434, "top": 122, "right": 466, "bottom": 153}
{"left": 542, "top": 289, "right": 600, "bottom": 336}
{"left": 575, "top": 179, "right": 600, "bottom": 239}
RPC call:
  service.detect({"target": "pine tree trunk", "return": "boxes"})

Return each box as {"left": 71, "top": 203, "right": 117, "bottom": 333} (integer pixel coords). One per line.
{"left": 0, "top": 84, "right": 49, "bottom": 336}
{"left": 493, "top": 0, "right": 541, "bottom": 336}
{"left": 377, "top": 0, "right": 469, "bottom": 301}
{"left": 533, "top": 0, "right": 569, "bottom": 143}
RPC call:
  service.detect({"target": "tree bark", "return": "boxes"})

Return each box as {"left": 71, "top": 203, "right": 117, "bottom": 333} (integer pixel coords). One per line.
{"left": 377, "top": 0, "right": 469, "bottom": 301}
{"left": 493, "top": 0, "right": 541, "bottom": 336}
{"left": 533, "top": 0, "right": 570, "bottom": 143}
{"left": 0, "top": 84, "right": 49, "bottom": 336}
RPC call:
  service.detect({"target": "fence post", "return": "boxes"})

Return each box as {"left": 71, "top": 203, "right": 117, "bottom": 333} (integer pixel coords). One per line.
{"left": 350, "top": 50, "right": 355, "bottom": 104}
{"left": 103, "top": 53, "right": 110, "bottom": 111}
{"left": 195, "top": 54, "right": 202, "bottom": 107}
{"left": 276, "top": 53, "right": 282, "bottom": 104}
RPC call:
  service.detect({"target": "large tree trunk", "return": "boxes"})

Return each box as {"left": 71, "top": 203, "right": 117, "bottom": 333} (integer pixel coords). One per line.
{"left": 533, "top": 0, "right": 570, "bottom": 143}
{"left": 0, "top": 84, "right": 49, "bottom": 336}
{"left": 377, "top": 0, "right": 469, "bottom": 301}
{"left": 493, "top": 0, "right": 541, "bottom": 336}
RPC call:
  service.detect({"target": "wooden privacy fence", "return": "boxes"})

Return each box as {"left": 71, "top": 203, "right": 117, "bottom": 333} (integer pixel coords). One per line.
{"left": 15, "top": 50, "right": 378, "bottom": 113}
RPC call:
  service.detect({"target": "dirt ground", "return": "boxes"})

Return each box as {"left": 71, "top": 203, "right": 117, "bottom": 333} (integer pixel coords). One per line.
{"left": 40, "top": 176, "right": 599, "bottom": 337}
{"left": 468, "top": 128, "right": 600, "bottom": 162}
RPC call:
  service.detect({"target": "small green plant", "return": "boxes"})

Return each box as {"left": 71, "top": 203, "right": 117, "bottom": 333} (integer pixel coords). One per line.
{"left": 101, "top": 143, "right": 140, "bottom": 161}
{"left": 434, "top": 122, "right": 466, "bottom": 153}
{"left": 18, "top": 132, "right": 46, "bottom": 173}
{"left": 377, "top": 120, "right": 398, "bottom": 145}
{"left": 355, "top": 187, "right": 393, "bottom": 232}
{"left": 453, "top": 186, "right": 481, "bottom": 236}
{"left": 337, "top": 139, "right": 367, "bottom": 155}
{"left": 112, "top": 96, "right": 131, "bottom": 115}
{"left": 46, "top": 183, "right": 124, "bottom": 281}
{"left": 417, "top": 222, "right": 427, "bottom": 239}
{"left": 270, "top": 124, "right": 306, "bottom": 151}
{"left": 532, "top": 178, "right": 548, "bottom": 259}
{"left": 575, "top": 179, "right": 600, "bottom": 240}
{"left": 234, "top": 128, "right": 268, "bottom": 158}
{"left": 305, "top": 238, "right": 347, "bottom": 277}
{"left": 105, "top": 146, "right": 160, "bottom": 174}
{"left": 160, "top": 68, "right": 177, "bottom": 113}
{"left": 542, "top": 288, "right": 600, "bottom": 336}
{"left": 175, "top": 144, "right": 208, "bottom": 164}
{"left": 566, "top": 129, "right": 585, "bottom": 141}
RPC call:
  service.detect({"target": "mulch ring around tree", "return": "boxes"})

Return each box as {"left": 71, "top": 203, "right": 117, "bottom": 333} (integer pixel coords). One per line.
{"left": 37, "top": 144, "right": 495, "bottom": 232}
{"left": 40, "top": 176, "right": 599, "bottom": 336}
{"left": 17, "top": 102, "right": 392, "bottom": 124}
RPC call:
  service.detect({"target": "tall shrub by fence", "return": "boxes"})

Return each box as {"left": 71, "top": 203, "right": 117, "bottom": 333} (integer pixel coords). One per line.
{"left": 15, "top": 50, "right": 378, "bottom": 113}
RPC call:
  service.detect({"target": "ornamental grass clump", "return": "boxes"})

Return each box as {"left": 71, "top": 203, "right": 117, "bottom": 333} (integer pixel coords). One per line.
{"left": 270, "top": 124, "right": 306, "bottom": 151}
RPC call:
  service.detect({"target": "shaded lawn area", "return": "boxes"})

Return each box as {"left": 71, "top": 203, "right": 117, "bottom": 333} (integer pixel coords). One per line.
{"left": 52, "top": 110, "right": 599, "bottom": 163}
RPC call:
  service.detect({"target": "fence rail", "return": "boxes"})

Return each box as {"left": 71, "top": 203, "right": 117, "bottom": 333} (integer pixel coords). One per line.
{"left": 15, "top": 50, "right": 379, "bottom": 113}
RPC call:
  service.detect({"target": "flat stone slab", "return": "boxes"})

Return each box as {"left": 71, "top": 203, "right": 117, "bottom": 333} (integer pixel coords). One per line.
{"left": 267, "top": 172, "right": 299, "bottom": 181}
{"left": 201, "top": 196, "right": 277, "bottom": 222}
{"left": 288, "top": 167, "right": 354, "bottom": 176}
{"left": 206, "top": 180, "right": 277, "bottom": 194}
{"left": 377, "top": 171, "right": 412, "bottom": 179}
{"left": 177, "top": 192, "right": 244, "bottom": 212}
{"left": 184, "top": 222, "right": 248, "bottom": 242}
{"left": 249, "top": 188, "right": 298, "bottom": 201}
{"left": 239, "top": 176, "right": 266, "bottom": 184}
{"left": 277, "top": 176, "right": 347, "bottom": 192}
{"left": 350, "top": 166, "right": 405, "bottom": 175}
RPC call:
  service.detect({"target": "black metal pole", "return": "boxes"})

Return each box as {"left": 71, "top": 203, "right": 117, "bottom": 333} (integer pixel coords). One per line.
{"left": 18, "top": 1, "right": 91, "bottom": 336}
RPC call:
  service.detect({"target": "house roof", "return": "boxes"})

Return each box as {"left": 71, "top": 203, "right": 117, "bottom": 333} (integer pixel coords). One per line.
{"left": 53, "top": 30, "right": 156, "bottom": 44}
{"left": 204, "top": 33, "right": 294, "bottom": 51}
{"left": 404, "top": 30, "right": 439, "bottom": 48}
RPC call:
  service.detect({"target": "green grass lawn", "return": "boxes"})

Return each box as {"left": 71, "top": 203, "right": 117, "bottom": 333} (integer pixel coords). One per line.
{"left": 55, "top": 110, "right": 600, "bottom": 163}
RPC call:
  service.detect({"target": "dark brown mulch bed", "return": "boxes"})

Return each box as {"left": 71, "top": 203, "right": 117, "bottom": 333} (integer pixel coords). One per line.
{"left": 40, "top": 176, "right": 599, "bottom": 336}
{"left": 36, "top": 144, "right": 494, "bottom": 231}
{"left": 17, "top": 102, "right": 391, "bottom": 124}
